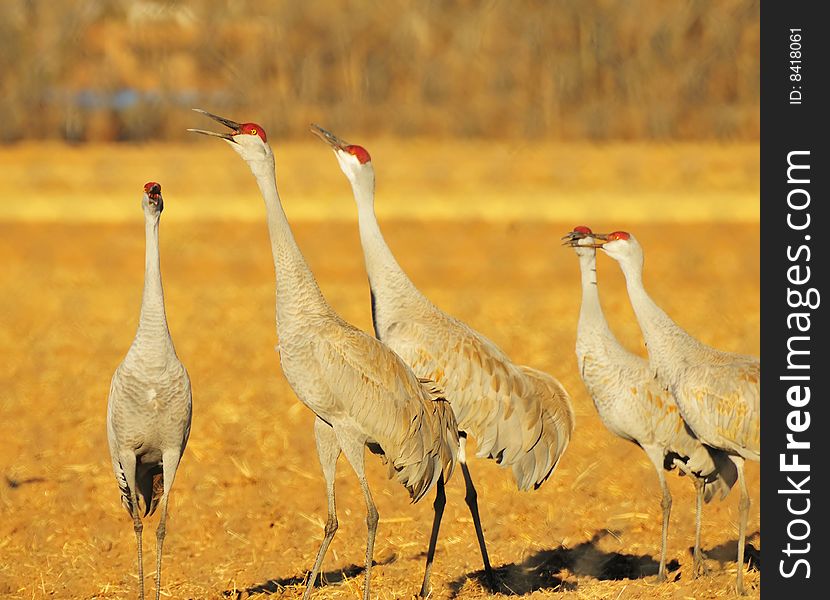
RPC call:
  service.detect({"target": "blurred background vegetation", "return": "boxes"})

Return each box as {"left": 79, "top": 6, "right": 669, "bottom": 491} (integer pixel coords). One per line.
{"left": 0, "top": 0, "right": 759, "bottom": 143}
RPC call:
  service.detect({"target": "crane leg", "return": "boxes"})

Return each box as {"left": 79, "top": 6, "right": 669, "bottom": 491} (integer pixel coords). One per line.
{"left": 154, "top": 451, "right": 181, "bottom": 600}
{"left": 340, "top": 433, "right": 378, "bottom": 600}
{"left": 459, "top": 434, "right": 496, "bottom": 590}
{"left": 643, "top": 447, "right": 671, "bottom": 582}
{"left": 692, "top": 476, "right": 709, "bottom": 577}
{"left": 733, "top": 456, "right": 749, "bottom": 595}
{"left": 419, "top": 476, "right": 446, "bottom": 597}
{"left": 303, "top": 419, "right": 341, "bottom": 600}
{"left": 121, "top": 452, "right": 146, "bottom": 600}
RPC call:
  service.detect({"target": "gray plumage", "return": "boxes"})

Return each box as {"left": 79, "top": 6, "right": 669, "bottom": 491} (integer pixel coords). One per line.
{"left": 106, "top": 182, "right": 192, "bottom": 600}
{"left": 569, "top": 231, "right": 736, "bottom": 580}
{"left": 188, "top": 111, "right": 458, "bottom": 600}
{"left": 598, "top": 231, "right": 759, "bottom": 595}
{"left": 310, "top": 125, "right": 574, "bottom": 595}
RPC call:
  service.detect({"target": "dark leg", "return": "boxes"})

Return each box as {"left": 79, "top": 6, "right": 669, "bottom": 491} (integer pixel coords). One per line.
{"left": 419, "top": 476, "right": 447, "bottom": 597}
{"left": 459, "top": 435, "right": 495, "bottom": 590}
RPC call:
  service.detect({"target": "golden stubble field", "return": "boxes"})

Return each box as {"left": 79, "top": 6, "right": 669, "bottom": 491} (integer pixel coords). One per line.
{"left": 0, "top": 143, "right": 759, "bottom": 599}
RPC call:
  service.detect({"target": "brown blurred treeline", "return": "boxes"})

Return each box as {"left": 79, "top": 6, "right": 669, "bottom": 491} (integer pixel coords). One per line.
{"left": 0, "top": 0, "right": 759, "bottom": 143}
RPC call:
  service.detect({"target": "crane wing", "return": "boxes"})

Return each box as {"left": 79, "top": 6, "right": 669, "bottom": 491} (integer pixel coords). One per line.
{"left": 383, "top": 316, "right": 572, "bottom": 490}
{"left": 677, "top": 356, "right": 760, "bottom": 460}
{"left": 311, "top": 322, "right": 457, "bottom": 502}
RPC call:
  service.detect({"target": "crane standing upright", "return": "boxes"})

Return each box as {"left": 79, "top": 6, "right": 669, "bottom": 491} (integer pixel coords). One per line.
{"left": 311, "top": 124, "right": 574, "bottom": 596}
{"left": 189, "top": 111, "right": 458, "bottom": 600}
{"left": 566, "top": 226, "right": 736, "bottom": 580}
{"left": 592, "top": 230, "right": 760, "bottom": 595}
{"left": 107, "top": 182, "right": 192, "bottom": 600}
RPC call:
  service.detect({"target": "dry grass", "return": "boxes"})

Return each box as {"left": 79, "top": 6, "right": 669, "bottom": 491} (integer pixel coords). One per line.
{"left": 0, "top": 141, "right": 758, "bottom": 223}
{"left": 0, "top": 143, "right": 759, "bottom": 599}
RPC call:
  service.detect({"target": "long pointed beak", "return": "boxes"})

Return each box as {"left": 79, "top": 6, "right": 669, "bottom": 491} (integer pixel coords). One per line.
{"left": 561, "top": 232, "right": 584, "bottom": 243}
{"left": 561, "top": 230, "right": 611, "bottom": 247}
{"left": 309, "top": 123, "right": 347, "bottom": 150}
{"left": 187, "top": 108, "right": 242, "bottom": 141}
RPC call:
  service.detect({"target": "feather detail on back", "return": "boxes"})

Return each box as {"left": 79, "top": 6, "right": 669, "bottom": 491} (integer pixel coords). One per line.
{"left": 381, "top": 315, "right": 572, "bottom": 490}
{"left": 309, "top": 321, "right": 458, "bottom": 503}
{"left": 671, "top": 354, "right": 760, "bottom": 461}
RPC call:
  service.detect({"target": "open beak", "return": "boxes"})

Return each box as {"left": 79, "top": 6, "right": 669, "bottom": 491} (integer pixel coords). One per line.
{"left": 309, "top": 123, "right": 348, "bottom": 150}
{"left": 187, "top": 109, "right": 242, "bottom": 141}
{"left": 144, "top": 182, "right": 162, "bottom": 207}
{"left": 561, "top": 230, "right": 610, "bottom": 247}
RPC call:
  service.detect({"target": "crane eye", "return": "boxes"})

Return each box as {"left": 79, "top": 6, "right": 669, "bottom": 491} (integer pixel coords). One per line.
{"left": 250, "top": 129, "right": 257, "bottom": 135}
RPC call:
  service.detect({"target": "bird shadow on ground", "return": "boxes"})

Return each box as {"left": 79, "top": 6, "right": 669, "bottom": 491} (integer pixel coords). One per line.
{"left": 696, "top": 530, "right": 761, "bottom": 572}
{"left": 224, "top": 554, "right": 397, "bottom": 599}
{"left": 448, "top": 530, "right": 678, "bottom": 597}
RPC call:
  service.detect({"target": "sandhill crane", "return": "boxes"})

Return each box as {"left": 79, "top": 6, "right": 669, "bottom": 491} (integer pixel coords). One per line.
{"left": 106, "top": 182, "right": 192, "bottom": 600}
{"left": 310, "top": 124, "right": 575, "bottom": 596}
{"left": 590, "top": 230, "right": 759, "bottom": 595}
{"left": 188, "top": 110, "right": 459, "bottom": 600}
{"left": 565, "top": 226, "right": 736, "bottom": 581}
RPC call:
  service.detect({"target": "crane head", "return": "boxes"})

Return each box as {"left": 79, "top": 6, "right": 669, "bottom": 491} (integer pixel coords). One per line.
{"left": 562, "top": 225, "right": 608, "bottom": 247}
{"left": 562, "top": 225, "right": 601, "bottom": 255}
{"left": 143, "top": 181, "right": 163, "bottom": 214}
{"left": 309, "top": 123, "right": 373, "bottom": 187}
{"left": 593, "top": 230, "right": 642, "bottom": 264}
{"left": 188, "top": 109, "right": 271, "bottom": 163}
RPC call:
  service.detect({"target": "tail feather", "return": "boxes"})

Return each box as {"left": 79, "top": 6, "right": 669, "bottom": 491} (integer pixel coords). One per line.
{"left": 511, "top": 367, "right": 575, "bottom": 491}
{"left": 137, "top": 462, "right": 164, "bottom": 517}
{"left": 671, "top": 425, "right": 738, "bottom": 504}
{"left": 702, "top": 449, "right": 738, "bottom": 503}
{"left": 115, "top": 459, "right": 163, "bottom": 518}
{"left": 388, "top": 378, "right": 459, "bottom": 503}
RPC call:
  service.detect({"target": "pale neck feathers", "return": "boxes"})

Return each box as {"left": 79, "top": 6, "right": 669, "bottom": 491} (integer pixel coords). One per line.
{"left": 351, "top": 172, "right": 436, "bottom": 326}
{"left": 134, "top": 215, "right": 173, "bottom": 347}
{"left": 250, "top": 155, "right": 335, "bottom": 335}
{"left": 576, "top": 251, "right": 620, "bottom": 355}
{"left": 617, "top": 255, "right": 710, "bottom": 378}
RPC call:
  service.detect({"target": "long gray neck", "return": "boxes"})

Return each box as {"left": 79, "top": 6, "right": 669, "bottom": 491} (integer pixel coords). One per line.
{"left": 351, "top": 171, "right": 432, "bottom": 325}
{"left": 576, "top": 251, "right": 616, "bottom": 347}
{"left": 618, "top": 254, "right": 697, "bottom": 370}
{"left": 135, "top": 213, "right": 172, "bottom": 346}
{"left": 250, "top": 157, "right": 332, "bottom": 330}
